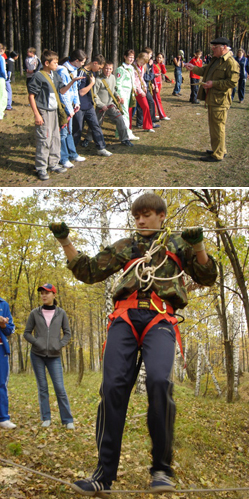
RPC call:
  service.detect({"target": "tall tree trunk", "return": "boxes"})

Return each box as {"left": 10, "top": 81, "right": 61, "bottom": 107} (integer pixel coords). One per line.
{"left": 15, "top": 0, "right": 23, "bottom": 75}
{"left": 112, "top": 0, "right": 119, "bottom": 71}
{"left": 89, "top": 304, "right": 95, "bottom": 370}
{"left": 27, "top": 0, "right": 32, "bottom": 47}
{"left": 86, "top": 0, "right": 98, "bottom": 61}
{"left": 195, "top": 342, "right": 202, "bottom": 396}
{"left": 8, "top": 0, "right": 14, "bottom": 52}
{"left": 34, "top": 0, "right": 41, "bottom": 58}
{"left": 143, "top": 1, "right": 150, "bottom": 48}
{"left": 98, "top": 0, "right": 103, "bottom": 54}
{"left": 63, "top": 0, "right": 73, "bottom": 57}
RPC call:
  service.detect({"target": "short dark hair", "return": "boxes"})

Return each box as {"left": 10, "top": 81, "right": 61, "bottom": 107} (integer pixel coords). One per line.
{"left": 41, "top": 49, "right": 58, "bottom": 65}
{"left": 92, "top": 54, "right": 105, "bottom": 65}
{"left": 104, "top": 60, "right": 113, "bottom": 66}
{"left": 123, "top": 49, "right": 135, "bottom": 60}
{"left": 131, "top": 193, "right": 167, "bottom": 216}
{"left": 10, "top": 51, "right": 19, "bottom": 58}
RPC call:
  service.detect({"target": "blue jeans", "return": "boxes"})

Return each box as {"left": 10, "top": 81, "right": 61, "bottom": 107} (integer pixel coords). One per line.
{"left": 6, "top": 80, "right": 12, "bottom": 109}
{"left": 73, "top": 107, "right": 106, "bottom": 149}
{"left": 60, "top": 117, "right": 78, "bottom": 164}
{"left": 0, "top": 347, "right": 10, "bottom": 422}
{"left": 173, "top": 70, "right": 182, "bottom": 94}
{"left": 190, "top": 78, "right": 199, "bottom": 102}
{"left": 30, "top": 352, "right": 73, "bottom": 424}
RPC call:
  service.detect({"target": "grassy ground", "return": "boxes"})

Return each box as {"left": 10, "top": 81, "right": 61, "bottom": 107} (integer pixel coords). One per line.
{"left": 0, "top": 371, "right": 249, "bottom": 499}
{"left": 0, "top": 69, "right": 248, "bottom": 187}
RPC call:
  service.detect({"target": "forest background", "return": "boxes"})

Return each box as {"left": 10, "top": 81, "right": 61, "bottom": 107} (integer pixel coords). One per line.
{"left": 1, "top": 0, "right": 249, "bottom": 73}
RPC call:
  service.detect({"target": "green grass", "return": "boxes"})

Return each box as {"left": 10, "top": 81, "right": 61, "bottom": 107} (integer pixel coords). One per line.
{"left": 0, "top": 371, "right": 248, "bottom": 498}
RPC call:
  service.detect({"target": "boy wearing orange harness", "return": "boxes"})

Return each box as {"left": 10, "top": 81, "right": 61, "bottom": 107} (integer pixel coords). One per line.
{"left": 49, "top": 193, "right": 217, "bottom": 496}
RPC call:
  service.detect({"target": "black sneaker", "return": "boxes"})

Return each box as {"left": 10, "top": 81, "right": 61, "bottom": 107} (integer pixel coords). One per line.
{"left": 121, "top": 140, "right": 134, "bottom": 147}
{"left": 81, "top": 139, "right": 89, "bottom": 147}
{"left": 150, "top": 471, "right": 175, "bottom": 493}
{"left": 72, "top": 478, "right": 111, "bottom": 498}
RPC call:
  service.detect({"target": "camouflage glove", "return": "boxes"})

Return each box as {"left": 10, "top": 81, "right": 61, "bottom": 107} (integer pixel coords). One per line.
{"left": 181, "top": 228, "right": 205, "bottom": 252}
{"left": 49, "top": 222, "right": 71, "bottom": 247}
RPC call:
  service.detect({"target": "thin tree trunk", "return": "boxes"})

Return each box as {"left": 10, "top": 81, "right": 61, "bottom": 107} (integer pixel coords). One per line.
{"left": 33, "top": 0, "right": 41, "bottom": 58}
{"left": 112, "top": 0, "right": 119, "bottom": 71}
{"left": 63, "top": 0, "right": 73, "bottom": 57}
{"left": 86, "top": 0, "right": 98, "bottom": 61}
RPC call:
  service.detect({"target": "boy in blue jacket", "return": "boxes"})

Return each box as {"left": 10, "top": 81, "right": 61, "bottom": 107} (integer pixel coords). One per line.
{"left": 0, "top": 297, "right": 16, "bottom": 429}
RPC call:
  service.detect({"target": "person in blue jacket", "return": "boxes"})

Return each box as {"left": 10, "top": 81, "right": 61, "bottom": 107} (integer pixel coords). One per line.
{"left": 0, "top": 297, "right": 16, "bottom": 429}
{"left": 232, "top": 48, "right": 249, "bottom": 103}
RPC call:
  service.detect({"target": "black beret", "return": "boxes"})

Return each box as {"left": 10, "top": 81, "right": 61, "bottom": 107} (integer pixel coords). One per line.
{"left": 211, "top": 37, "right": 231, "bottom": 46}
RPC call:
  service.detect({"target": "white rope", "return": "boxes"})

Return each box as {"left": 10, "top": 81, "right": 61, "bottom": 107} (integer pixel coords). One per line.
{"left": 112, "top": 231, "right": 184, "bottom": 293}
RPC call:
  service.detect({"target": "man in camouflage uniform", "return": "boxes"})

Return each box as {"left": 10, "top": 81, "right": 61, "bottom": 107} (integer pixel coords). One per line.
{"left": 185, "top": 37, "right": 240, "bottom": 162}
{"left": 49, "top": 193, "right": 217, "bottom": 496}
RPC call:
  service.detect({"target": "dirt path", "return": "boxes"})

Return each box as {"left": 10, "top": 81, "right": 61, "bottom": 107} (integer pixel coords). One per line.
{"left": 0, "top": 70, "right": 248, "bottom": 187}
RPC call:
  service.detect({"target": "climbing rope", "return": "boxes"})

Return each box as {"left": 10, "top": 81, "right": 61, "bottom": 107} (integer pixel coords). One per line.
{"left": 0, "top": 457, "right": 249, "bottom": 495}
{"left": 0, "top": 219, "right": 248, "bottom": 233}
{"left": 112, "top": 228, "right": 184, "bottom": 293}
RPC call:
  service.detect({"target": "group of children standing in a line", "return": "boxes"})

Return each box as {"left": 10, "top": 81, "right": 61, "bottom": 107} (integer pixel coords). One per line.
{"left": 27, "top": 46, "right": 173, "bottom": 181}
{"left": 1, "top": 44, "right": 173, "bottom": 181}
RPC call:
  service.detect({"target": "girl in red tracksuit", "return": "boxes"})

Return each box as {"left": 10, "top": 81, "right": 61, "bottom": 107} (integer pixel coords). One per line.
{"left": 153, "top": 53, "right": 171, "bottom": 121}
{"left": 132, "top": 52, "right": 154, "bottom": 132}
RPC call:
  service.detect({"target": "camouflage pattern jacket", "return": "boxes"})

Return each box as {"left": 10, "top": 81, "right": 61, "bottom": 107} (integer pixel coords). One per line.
{"left": 67, "top": 231, "right": 217, "bottom": 311}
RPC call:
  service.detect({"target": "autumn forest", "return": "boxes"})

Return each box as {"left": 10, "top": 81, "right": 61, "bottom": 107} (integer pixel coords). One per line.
{"left": 1, "top": 187, "right": 249, "bottom": 404}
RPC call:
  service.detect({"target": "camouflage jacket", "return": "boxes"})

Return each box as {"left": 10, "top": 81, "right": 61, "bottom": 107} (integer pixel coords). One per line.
{"left": 67, "top": 231, "right": 217, "bottom": 311}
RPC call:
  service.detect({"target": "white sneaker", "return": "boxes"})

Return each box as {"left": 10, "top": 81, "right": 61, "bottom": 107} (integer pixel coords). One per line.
{"left": 161, "top": 117, "right": 171, "bottom": 121}
{"left": 61, "top": 160, "right": 74, "bottom": 168}
{"left": 0, "top": 420, "right": 16, "bottom": 429}
{"left": 74, "top": 155, "right": 86, "bottom": 162}
{"left": 41, "top": 420, "right": 51, "bottom": 427}
{"left": 97, "top": 149, "right": 112, "bottom": 157}
{"left": 155, "top": 115, "right": 159, "bottom": 119}
{"left": 147, "top": 129, "right": 155, "bottom": 133}
{"left": 66, "top": 422, "right": 75, "bottom": 429}
{"left": 130, "top": 135, "right": 140, "bottom": 140}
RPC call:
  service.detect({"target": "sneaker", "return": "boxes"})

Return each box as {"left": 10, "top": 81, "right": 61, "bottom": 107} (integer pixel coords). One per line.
{"left": 72, "top": 478, "right": 111, "bottom": 498}
{"left": 66, "top": 422, "right": 75, "bottom": 429}
{"left": 121, "top": 140, "right": 134, "bottom": 147}
{"left": 41, "top": 420, "right": 51, "bottom": 427}
{"left": 161, "top": 117, "right": 171, "bottom": 121}
{"left": 0, "top": 420, "right": 16, "bottom": 429}
{"left": 48, "top": 166, "right": 68, "bottom": 173}
{"left": 81, "top": 139, "right": 89, "bottom": 147}
{"left": 37, "top": 171, "right": 50, "bottom": 181}
{"left": 150, "top": 471, "right": 175, "bottom": 493}
{"left": 130, "top": 135, "right": 140, "bottom": 140}
{"left": 152, "top": 123, "right": 160, "bottom": 128}
{"left": 155, "top": 115, "right": 159, "bottom": 118}
{"left": 74, "top": 155, "right": 86, "bottom": 162}
{"left": 147, "top": 129, "right": 155, "bottom": 133}
{"left": 97, "top": 149, "right": 112, "bottom": 157}
{"left": 136, "top": 125, "right": 143, "bottom": 128}
{"left": 61, "top": 160, "right": 74, "bottom": 168}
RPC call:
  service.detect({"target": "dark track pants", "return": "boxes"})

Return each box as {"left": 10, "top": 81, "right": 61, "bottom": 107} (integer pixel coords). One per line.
{"left": 92, "top": 309, "right": 176, "bottom": 483}
{"left": 136, "top": 90, "right": 156, "bottom": 126}
{"left": 72, "top": 107, "right": 106, "bottom": 149}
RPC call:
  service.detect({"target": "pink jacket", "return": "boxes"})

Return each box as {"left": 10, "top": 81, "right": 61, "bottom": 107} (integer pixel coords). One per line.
{"left": 132, "top": 62, "right": 147, "bottom": 95}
